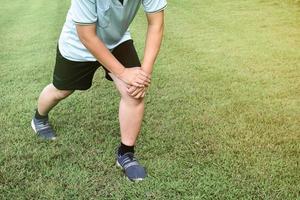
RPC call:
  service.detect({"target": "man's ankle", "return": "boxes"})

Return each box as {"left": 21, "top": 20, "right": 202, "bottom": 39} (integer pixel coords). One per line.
{"left": 118, "top": 142, "right": 135, "bottom": 156}
{"left": 35, "top": 109, "right": 48, "bottom": 119}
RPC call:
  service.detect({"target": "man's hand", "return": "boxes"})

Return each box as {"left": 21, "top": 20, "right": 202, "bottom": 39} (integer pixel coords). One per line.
{"left": 118, "top": 67, "right": 151, "bottom": 88}
{"left": 126, "top": 69, "right": 151, "bottom": 98}
{"left": 127, "top": 85, "right": 148, "bottom": 99}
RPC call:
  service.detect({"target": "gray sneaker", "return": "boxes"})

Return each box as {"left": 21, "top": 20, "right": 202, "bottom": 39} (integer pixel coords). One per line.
{"left": 117, "top": 152, "right": 147, "bottom": 181}
{"left": 31, "top": 117, "right": 57, "bottom": 140}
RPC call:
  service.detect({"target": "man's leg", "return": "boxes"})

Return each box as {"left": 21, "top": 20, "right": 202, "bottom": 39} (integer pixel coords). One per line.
{"left": 37, "top": 83, "right": 74, "bottom": 116}
{"left": 32, "top": 83, "right": 74, "bottom": 140}
{"left": 109, "top": 73, "right": 144, "bottom": 146}
{"left": 108, "top": 40, "right": 144, "bottom": 146}
{"left": 109, "top": 73, "right": 147, "bottom": 181}
{"left": 32, "top": 44, "right": 99, "bottom": 140}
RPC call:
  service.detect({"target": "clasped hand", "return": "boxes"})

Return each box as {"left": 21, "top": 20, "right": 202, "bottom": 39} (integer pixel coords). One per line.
{"left": 118, "top": 67, "right": 151, "bottom": 99}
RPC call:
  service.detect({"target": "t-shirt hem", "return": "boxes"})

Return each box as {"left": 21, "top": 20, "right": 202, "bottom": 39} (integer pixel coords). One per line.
{"left": 58, "top": 35, "right": 133, "bottom": 62}
{"left": 58, "top": 42, "right": 97, "bottom": 62}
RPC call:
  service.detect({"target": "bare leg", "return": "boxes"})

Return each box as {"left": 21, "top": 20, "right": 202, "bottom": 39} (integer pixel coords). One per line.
{"left": 109, "top": 73, "right": 145, "bottom": 146}
{"left": 37, "top": 83, "right": 74, "bottom": 116}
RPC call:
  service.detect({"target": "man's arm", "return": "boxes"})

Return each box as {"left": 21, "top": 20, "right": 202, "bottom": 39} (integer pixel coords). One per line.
{"left": 128, "top": 10, "right": 165, "bottom": 98}
{"left": 76, "top": 24, "right": 151, "bottom": 87}
{"left": 142, "top": 10, "right": 165, "bottom": 74}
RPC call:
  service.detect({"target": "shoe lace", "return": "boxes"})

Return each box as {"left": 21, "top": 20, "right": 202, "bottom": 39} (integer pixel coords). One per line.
{"left": 122, "top": 153, "right": 138, "bottom": 164}
{"left": 37, "top": 120, "right": 51, "bottom": 130}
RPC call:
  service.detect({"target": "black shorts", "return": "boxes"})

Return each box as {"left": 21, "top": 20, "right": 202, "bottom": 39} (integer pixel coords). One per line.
{"left": 53, "top": 40, "right": 141, "bottom": 90}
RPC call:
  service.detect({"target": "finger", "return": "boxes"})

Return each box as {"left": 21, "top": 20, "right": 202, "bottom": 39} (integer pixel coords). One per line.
{"left": 140, "top": 75, "right": 151, "bottom": 84}
{"left": 134, "top": 91, "right": 143, "bottom": 99}
{"left": 138, "top": 70, "right": 150, "bottom": 79}
{"left": 132, "top": 81, "right": 143, "bottom": 88}
{"left": 131, "top": 87, "right": 144, "bottom": 96}
{"left": 127, "top": 89, "right": 137, "bottom": 96}
{"left": 138, "top": 72, "right": 151, "bottom": 83}
{"left": 141, "top": 91, "right": 146, "bottom": 98}
{"left": 136, "top": 77, "right": 150, "bottom": 87}
{"left": 139, "top": 73, "right": 151, "bottom": 84}
{"left": 129, "top": 87, "right": 143, "bottom": 96}
{"left": 127, "top": 86, "right": 137, "bottom": 93}
{"left": 133, "top": 78, "right": 147, "bottom": 87}
{"left": 140, "top": 76, "right": 151, "bottom": 85}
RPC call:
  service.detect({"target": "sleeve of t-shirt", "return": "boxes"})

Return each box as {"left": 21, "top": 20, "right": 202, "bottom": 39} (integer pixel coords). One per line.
{"left": 70, "top": 0, "right": 97, "bottom": 24}
{"left": 142, "top": 0, "right": 167, "bottom": 13}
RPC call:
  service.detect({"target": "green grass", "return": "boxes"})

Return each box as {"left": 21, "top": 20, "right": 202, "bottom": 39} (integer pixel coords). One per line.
{"left": 0, "top": 0, "right": 299, "bottom": 199}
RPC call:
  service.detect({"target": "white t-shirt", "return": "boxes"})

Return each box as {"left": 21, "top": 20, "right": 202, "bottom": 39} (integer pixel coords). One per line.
{"left": 59, "top": 0, "right": 167, "bottom": 61}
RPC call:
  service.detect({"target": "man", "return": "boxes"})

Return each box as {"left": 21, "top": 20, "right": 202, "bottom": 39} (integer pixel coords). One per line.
{"left": 31, "top": 0, "right": 166, "bottom": 181}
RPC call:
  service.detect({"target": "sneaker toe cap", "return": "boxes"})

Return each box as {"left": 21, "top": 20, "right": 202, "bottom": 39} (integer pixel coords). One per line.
{"left": 125, "top": 165, "right": 147, "bottom": 181}
{"left": 38, "top": 130, "right": 56, "bottom": 140}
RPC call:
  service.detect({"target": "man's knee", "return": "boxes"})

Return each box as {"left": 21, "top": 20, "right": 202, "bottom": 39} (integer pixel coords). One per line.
{"left": 122, "top": 92, "right": 144, "bottom": 106}
{"left": 55, "top": 89, "right": 73, "bottom": 100}
{"left": 112, "top": 75, "right": 145, "bottom": 105}
{"left": 50, "top": 84, "right": 74, "bottom": 100}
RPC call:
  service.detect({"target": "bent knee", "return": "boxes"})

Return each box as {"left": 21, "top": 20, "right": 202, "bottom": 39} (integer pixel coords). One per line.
{"left": 113, "top": 79, "right": 144, "bottom": 105}
{"left": 121, "top": 92, "right": 144, "bottom": 106}
{"left": 55, "top": 89, "right": 74, "bottom": 100}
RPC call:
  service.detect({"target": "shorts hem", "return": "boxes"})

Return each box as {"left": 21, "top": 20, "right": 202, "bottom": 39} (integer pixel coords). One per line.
{"left": 52, "top": 82, "right": 92, "bottom": 91}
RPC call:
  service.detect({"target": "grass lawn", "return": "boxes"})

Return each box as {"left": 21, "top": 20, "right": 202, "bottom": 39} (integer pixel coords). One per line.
{"left": 0, "top": 0, "right": 299, "bottom": 199}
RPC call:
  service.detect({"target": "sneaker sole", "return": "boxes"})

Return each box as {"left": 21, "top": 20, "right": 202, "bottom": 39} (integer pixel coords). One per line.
{"left": 31, "top": 119, "right": 57, "bottom": 140}
{"left": 116, "top": 160, "right": 144, "bottom": 182}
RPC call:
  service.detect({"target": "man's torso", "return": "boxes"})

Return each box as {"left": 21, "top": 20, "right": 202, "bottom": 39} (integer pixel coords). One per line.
{"left": 59, "top": 0, "right": 167, "bottom": 62}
